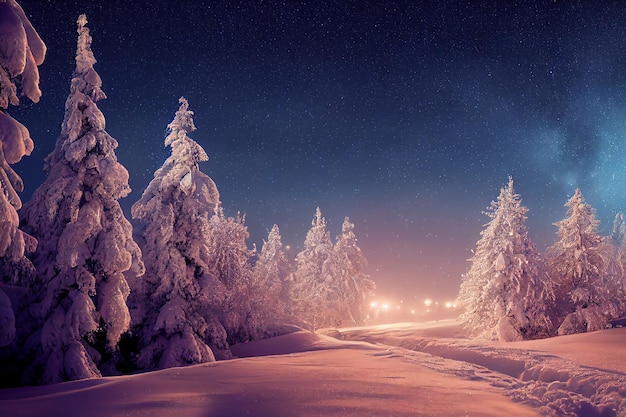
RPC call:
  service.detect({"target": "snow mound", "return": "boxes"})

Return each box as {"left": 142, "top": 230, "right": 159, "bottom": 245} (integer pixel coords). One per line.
{"left": 0, "top": 324, "right": 540, "bottom": 417}
{"left": 230, "top": 327, "right": 378, "bottom": 358}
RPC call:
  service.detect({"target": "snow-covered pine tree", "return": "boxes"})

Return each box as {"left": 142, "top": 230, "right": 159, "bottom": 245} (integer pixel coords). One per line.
{"left": 0, "top": 0, "right": 45, "bottom": 346}
{"left": 291, "top": 207, "right": 336, "bottom": 330}
{"left": 252, "top": 225, "right": 290, "bottom": 316}
{"left": 257, "top": 224, "right": 291, "bottom": 299}
{"left": 207, "top": 207, "right": 251, "bottom": 291}
{"left": 19, "top": 15, "right": 143, "bottom": 384}
{"left": 207, "top": 207, "right": 259, "bottom": 345}
{"left": 332, "top": 217, "right": 375, "bottom": 326}
{"left": 457, "top": 177, "right": 551, "bottom": 341}
{"left": 130, "top": 97, "right": 227, "bottom": 369}
{"left": 545, "top": 189, "right": 622, "bottom": 335}
{"left": 241, "top": 224, "right": 292, "bottom": 337}
{"left": 603, "top": 213, "right": 626, "bottom": 317}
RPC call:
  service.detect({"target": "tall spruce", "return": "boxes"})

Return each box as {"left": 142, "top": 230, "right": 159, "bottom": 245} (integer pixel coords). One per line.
{"left": 248, "top": 224, "right": 291, "bottom": 328}
{"left": 292, "top": 207, "right": 335, "bottom": 330}
{"left": 19, "top": 15, "right": 143, "bottom": 384}
{"left": 207, "top": 207, "right": 259, "bottom": 345}
{"left": 457, "top": 177, "right": 551, "bottom": 341}
{"left": 207, "top": 207, "right": 251, "bottom": 292}
{"left": 603, "top": 213, "right": 626, "bottom": 317}
{"left": 255, "top": 224, "right": 291, "bottom": 306}
{"left": 332, "top": 217, "right": 374, "bottom": 326}
{"left": 545, "top": 189, "right": 622, "bottom": 335}
{"left": 130, "top": 97, "right": 227, "bottom": 368}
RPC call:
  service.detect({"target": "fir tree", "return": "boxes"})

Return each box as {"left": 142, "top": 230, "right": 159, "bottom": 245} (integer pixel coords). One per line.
{"left": 603, "top": 213, "right": 626, "bottom": 316}
{"left": 207, "top": 207, "right": 258, "bottom": 345}
{"left": 251, "top": 224, "right": 291, "bottom": 322}
{"left": 333, "top": 217, "right": 375, "bottom": 326}
{"left": 237, "top": 224, "right": 294, "bottom": 339}
{"left": 292, "top": 207, "right": 336, "bottom": 330}
{"left": 130, "top": 97, "right": 226, "bottom": 368}
{"left": 19, "top": 15, "right": 143, "bottom": 384}
{"left": 457, "top": 177, "right": 551, "bottom": 341}
{"left": 258, "top": 224, "right": 291, "bottom": 299}
{"left": 545, "top": 189, "right": 622, "bottom": 335}
{"left": 207, "top": 207, "right": 251, "bottom": 292}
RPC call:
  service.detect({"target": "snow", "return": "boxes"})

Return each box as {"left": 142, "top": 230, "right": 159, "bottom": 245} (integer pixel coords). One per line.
{"left": 546, "top": 188, "right": 621, "bottom": 336}
{"left": 0, "top": 0, "right": 46, "bottom": 106}
{"left": 457, "top": 177, "right": 551, "bottom": 342}
{"left": 16, "top": 14, "right": 142, "bottom": 384}
{"left": 1, "top": 320, "right": 624, "bottom": 417}
{"left": 291, "top": 208, "right": 373, "bottom": 330}
{"left": 129, "top": 97, "right": 225, "bottom": 369}
{"left": 0, "top": 0, "right": 45, "bottom": 276}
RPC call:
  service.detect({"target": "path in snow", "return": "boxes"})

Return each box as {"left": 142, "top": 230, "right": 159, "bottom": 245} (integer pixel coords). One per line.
{"left": 325, "top": 321, "right": 626, "bottom": 417}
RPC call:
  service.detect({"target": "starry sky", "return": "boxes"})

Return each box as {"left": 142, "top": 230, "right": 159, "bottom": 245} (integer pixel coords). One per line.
{"left": 10, "top": 1, "right": 626, "bottom": 304}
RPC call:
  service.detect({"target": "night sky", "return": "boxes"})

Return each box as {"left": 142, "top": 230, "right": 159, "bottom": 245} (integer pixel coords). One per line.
{"left": 10, "top": 1, "right": 626, "bottom": 305}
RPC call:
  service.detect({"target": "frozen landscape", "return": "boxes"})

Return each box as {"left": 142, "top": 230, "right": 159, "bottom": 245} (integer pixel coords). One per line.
{"left": 1, "top": 3, "right": 626, "bottom": 417}
{"left": 1, "top": 319, "right": 624, "bottom": 417}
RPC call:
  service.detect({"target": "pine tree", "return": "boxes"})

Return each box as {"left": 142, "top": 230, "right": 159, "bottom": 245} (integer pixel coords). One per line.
{"left": 546, "top": 189, "right": 622, "bottom": 335}
{"left": 292, "top": 207, "right": 336, "bottom": 330}
{"left": 258, "top": 224, "right": 291, "bottom": 299}
{"left": 0, "top": 0, "right": 45, "bottom": 346}
{"left": 130, "top": 97, "right": 226, "bottom": 369}
{"left": 207, "top": 207, "right": 258, "bottom": 345}
{"left": 251, "top": 224, "right": 291, "bottom": 319}
{"left": 19, "top": 15, "right": 143, "bottom": 384}
{"left": 457, "top": 177, "right": 551, "bottom": 341}
{"left": 207, "top": 207, "right": 251, "bottom": 291}
{"left": 604, "top": 213, "right": 626, "bottom": 316}
{"left": 332, "top": 217, "right": 375, "bottom": 326}
{"left": 237, "top": 224, "right": 293, "bottom": 338}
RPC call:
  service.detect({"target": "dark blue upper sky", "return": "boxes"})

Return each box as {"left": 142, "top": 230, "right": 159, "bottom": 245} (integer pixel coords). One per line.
{"left": 11, "top": 0, "right": 626, "bottom": 304}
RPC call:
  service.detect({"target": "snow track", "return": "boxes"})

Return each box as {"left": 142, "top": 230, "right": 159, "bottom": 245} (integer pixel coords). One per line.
{"left": 331, "top": 323, "right": 626, "bottom": 417}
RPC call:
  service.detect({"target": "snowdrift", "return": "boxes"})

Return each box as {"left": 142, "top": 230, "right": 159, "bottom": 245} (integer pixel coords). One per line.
{"left": 1, "top": 320, "right": 624, "bottom": 417}
{"left": 330, "top": 320, "right": 626, "bottom": 417}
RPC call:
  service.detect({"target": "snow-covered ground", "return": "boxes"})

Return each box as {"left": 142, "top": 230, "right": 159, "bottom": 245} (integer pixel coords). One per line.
{"left": 1, "top": 320, "right": 624, "bottom": 417}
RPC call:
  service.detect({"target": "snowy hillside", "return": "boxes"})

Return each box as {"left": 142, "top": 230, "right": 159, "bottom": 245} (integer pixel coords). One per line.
{"left": 1, "top": 320, "right": 624, "bottom": 417}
